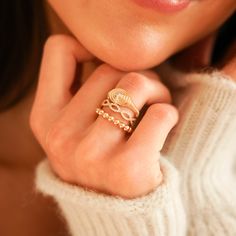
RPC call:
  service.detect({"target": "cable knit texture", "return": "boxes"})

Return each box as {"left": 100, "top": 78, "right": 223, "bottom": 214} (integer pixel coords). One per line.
{"left": 35, "top": 65, "right": 236, "bottom": 236}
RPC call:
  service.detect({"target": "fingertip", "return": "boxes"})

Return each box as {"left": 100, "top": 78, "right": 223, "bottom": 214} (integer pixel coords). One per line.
{"left": 43, "top": 34, "right": 94, "bottom": 62}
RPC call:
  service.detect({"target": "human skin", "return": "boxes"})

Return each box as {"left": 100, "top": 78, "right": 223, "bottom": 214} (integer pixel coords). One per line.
{"left": 46, "top": 0, "right": 236, "bottom": 71}
{"left": 1, "top": 4, "right": 236, "bottom": 235}
{"left": 29, "top": 1, "right": 236, "bottom": 199}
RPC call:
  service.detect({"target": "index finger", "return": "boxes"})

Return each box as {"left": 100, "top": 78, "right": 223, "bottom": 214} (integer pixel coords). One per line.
{"left": 30, "top": 35, "right": 93, "bottom": 142}
{"left": 33, "top": 35, "right": 93, "bottom": 114}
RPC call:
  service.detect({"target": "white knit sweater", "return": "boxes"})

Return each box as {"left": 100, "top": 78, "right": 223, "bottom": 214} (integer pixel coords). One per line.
{"left": 35, "top": 65, "right": 236, "bottom": 236}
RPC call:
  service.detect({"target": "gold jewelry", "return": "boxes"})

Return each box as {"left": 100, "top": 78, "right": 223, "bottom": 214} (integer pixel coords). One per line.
{"left": 96, "top": 108, "right": 132, "bottom": 133}
{"left": 108, "top": 88, "right": 140, "bottom": 118}
{"left": 101, "top": 99, "right": 136, "bottom": 126}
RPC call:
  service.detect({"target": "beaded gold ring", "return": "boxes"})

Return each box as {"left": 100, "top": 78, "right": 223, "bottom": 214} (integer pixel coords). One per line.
{"left": 95, "top": 108, "right": 132, "bottom": 133}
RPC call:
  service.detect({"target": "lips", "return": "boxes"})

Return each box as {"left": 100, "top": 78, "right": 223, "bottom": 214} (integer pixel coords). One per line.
{"left": 132, "top": 0, "right": 191, "bottom": 13}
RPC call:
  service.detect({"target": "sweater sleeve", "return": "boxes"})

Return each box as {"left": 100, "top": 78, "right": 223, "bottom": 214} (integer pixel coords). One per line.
{"left": 159, "top": 69, "right": 236, "bottom": 236}
{"left": 35, "top": 157, "right": 186, "bottom": 236}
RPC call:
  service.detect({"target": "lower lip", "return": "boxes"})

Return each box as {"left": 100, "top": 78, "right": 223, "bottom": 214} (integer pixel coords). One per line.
{"left": 132, "top": 0, "right": 191, "bottom": 13}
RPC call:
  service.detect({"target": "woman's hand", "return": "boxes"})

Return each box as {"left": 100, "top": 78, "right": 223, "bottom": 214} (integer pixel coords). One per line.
{"left": 30, "top": 35, "right": 179, "bottom": 199}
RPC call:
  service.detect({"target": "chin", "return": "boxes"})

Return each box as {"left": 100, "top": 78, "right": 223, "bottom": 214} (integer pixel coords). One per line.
{"left": 106, "top": 54, "right": 166, "bottom": 72}
{"left": 102, "top": 48, "right": 171, "bottom": 72}
{"left": 88, "top": 41, "right": 171, "bottom": 72}
{"left": 74, "top": 26, "right": 173, "bottom": 72}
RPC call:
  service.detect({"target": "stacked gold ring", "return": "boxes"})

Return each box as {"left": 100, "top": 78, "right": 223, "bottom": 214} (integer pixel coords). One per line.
{"left": 101, "top": 99, "right": 137, "bottom": 126}
{"left": 95, "top": 88, "right": 140, "bottom": 133}
{"left": 95, "top": 108, "right": 132, "bottom": 133}
{"left": 107, "top": 88, "right": 140, "bottom": 118}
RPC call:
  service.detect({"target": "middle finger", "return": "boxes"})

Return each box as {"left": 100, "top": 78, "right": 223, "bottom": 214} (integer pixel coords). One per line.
{"left": 90, "top": 70, "right": 172, "bottom": 144}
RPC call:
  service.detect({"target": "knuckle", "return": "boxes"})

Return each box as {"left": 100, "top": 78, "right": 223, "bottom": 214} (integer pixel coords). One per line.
{"left": 122, "top": 72, "right": 172, "bottom": 104}
{"left": 45, "top": 123, "right": 68, "bottom": 157}
{"left": 121, "top": 72, "right": 150, "bottom": 92}
{"left": 159, "top": 85, "right": 172, "bottom": 104}
{"left": 94, "top": 63, "right": 121, "bottom": 78}
{"left": 140, "top": 70, "right": 161, "bottom": 81}
{"left": 43, "top": 34, "right": 74, "bottom": 54}
{"left": 29, "top": 110, "right": 42, "bottom": 136}
{"left": 50, "top": 160, "right": 74, "bottom": 183}
{"left": 44, "top": 124, "right": 76, "bottom": 180}
{"left": 148, "top": 103, "right": 179, "bottom": 123}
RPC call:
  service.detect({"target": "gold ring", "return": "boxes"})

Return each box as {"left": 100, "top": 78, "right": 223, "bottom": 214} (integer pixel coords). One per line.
{"left": 107, "top": 88, "right": 140, "bottom": 118}
{"left": 101, "top": 99, "right": 137, "bottom": 126}
{"left": 95, "top": 108, "right": 133, "bottom": 133}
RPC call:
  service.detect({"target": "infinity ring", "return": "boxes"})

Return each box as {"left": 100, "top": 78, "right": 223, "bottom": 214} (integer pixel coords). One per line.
{"left": 95, "top": 88, "right": 140, "bottom": 133}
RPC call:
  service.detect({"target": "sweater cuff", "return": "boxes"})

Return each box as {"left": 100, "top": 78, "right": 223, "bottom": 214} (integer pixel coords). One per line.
{"left": 35, "top": 157, "right": 186, "bottom": 236}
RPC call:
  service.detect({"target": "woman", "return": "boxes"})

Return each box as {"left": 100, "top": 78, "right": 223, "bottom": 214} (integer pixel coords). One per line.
{"left": 0, "top": 0, "right": 236, "bottom": 235}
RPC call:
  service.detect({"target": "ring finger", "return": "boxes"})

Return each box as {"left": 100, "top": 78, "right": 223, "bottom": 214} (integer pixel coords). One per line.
{"left": 90, "top": 70, "right": 172, "bottom": 144}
